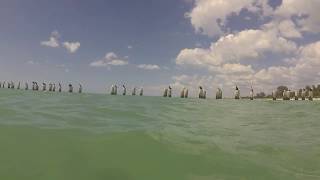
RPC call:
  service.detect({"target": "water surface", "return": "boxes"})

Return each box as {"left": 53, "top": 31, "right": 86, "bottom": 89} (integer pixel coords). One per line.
{"left": 0, "top": 89, "right": 319, "bottom": 180}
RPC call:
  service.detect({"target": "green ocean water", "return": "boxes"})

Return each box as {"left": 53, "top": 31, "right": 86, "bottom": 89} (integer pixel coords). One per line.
{"left": 0, "top": 89, "right": 319, "bottom": 180}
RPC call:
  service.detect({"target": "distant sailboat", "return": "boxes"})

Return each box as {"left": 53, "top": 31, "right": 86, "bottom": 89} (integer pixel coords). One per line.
{"left": 42, "top": 83, "right": 47, "bottom": 91}
{"left": 58, "top": 83, "right": 62, "bottom": 92}
{"left": 111, "top": 85, "right": 117, "bottom": 95}
{"left": 139, "top": 88, "right": 143, "bottom": 96}
{"left": 49, "top": 83, "right": 52, "bottom": 91}
{"left": 184, "top": 89, "right": 188, "bottom": 98}
{"left": 294, "top": 91, "right": 299, "bottom": 100}
{"left": 122, "top": 85, "right": 126, "bottom": 96}
{"left": 249, "top": 87, "right": 254, "bottom": 100}
{"left": 163, "top": 88, "right": 168, "bottom": 97}
{"left": 301, "top": 89, "right": 306, "bottom": 100}
{"left": 132, "top": 87, "right": 136, "bottom": 96}
{"left": 180, "top": 88, "right": 185, "bottom": 98}
{"left": 283, "top": 90, "right": 291, "bottom": 100}
{"left": 199, "top": 86, "right": 204, "bottom": 99}
{"left": 308, "top": 89, "right": 313, "bottom": 101}
{"left": 216, "top": 88, "right": 222, "bottom": 99}
{"left": 68, "top": 84, "right": 73, "bottom": 93}
{"left": 272, "top": 90, "right": 276, "bottom": 101}
{"left": 234, "top": 86, "right": 240, "bottom": 99}
{"left": 78, "top": 84, "right": 82, "bottom": 93}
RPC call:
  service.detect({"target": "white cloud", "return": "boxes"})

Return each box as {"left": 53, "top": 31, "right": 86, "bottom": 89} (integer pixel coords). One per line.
{"left": 56, "top": 64, "right": 66, "bottom": 68}
{"left": 90, "top": 52, "right": 129, "bottom": 67}
{"left": 173, "top": 74, "right": 214, "bottom": 88}
{"left": 176, "top": 29, "right": 297, "bottom": 69}
{"left": 187, "top": 0, "right": 320, "bottom": 37}
{"left": 255, "top": 41, "right": 320, "bottom": 88}
{"left": 107, "top": 60, "right": 128, "bottom": 66}
{"left": 27, "top": 60, "right": 34, "bottom": 64}
{"left": 244, "top": 16, "right": 251, "bottom": 20}
{"left": 41, "top": 31, "right": 81, "bottom": 54}
{"left": 137, "top": 64, "right": 160, "bottom": 70}
{"left": 275, "top": 0, "right": 320, "bottom": 34}
{"left": 277, "top": 20, "right": 302, "bottom": 38}
{"left": 171, "top": 74, "right": 215, "bottom": 97}
{"left": 168, "top": 42, "right": 320, "bottom": 97}
{"left": 219, "top": 63, "right": 254, "bottom": 75}
{"left": 187, "top": 0, "right": 272, "bottom": 37}
{"left": 41, "top": 31, "right": 60, "bottom": 48}
{"left": 175, "top": 0, "right": 320, "bottom": 96}
{"left": 56, "top": 64, "right": 70, "bottom": 73}
{"left": 264, "top": 19, "right": 302, "bottom": 39}
{"left": 128, "top": 45, "right": 133, "bottom": 49}
{"left": 26, "top": 60, "right": 39, "bottom": 65}
{"left": 63, "top": 42, "right": 80, "bottom": 53}
{"left": 176, "top": 39, "right": 320, "bottom": 95}
{"left": 195, "top": 42, "right": 202, "bottom": 47}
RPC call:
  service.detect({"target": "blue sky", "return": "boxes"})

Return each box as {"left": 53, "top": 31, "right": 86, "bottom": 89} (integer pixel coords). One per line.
{"left": 1, "top": 0, "right": 320, "bottom": 96}
{"left": 0, "top": 0, "right": 197, "bottom": 93}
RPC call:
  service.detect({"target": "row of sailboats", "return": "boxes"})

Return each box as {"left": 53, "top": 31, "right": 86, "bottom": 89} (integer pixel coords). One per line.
{"left": 273, "top": 89, "right": 314, "bottom": 101}
{"left": 110, "top": 85, "right": 143, "bottom": 96}
{"left": 0, "top": 81, "right": 82, "bottom": 93}
{"left": 162, "top": 85, "right": 314, "bottom": 100}
{"left": 1, "top": 81, "right": 315, "bottom": 100}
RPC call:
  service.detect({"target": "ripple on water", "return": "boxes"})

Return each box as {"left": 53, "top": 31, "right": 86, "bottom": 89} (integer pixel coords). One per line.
{"left": 0, "top": 89, "right": 319, "bottom": 179}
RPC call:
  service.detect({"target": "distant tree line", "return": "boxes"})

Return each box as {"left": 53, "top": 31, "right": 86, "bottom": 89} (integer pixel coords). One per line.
{"left": 242, "top": 92, "right": 266, "bottom": 99}
{"left": 298, "top": 85, "right": 320, "bottom": 97}
{"left": 255, "top": 92, "right": 266, "bottom": 98}
{"left": 253, "top": 84, "right": 320, "bottom": 98}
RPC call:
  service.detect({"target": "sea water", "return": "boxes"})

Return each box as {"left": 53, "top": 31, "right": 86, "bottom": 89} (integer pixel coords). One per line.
{"left": 0, "top": 89, "right": 319, "bottom": 180}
